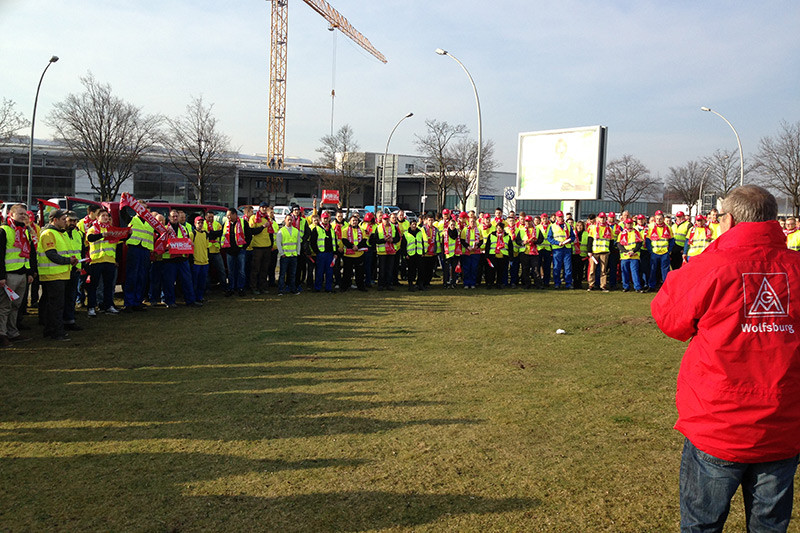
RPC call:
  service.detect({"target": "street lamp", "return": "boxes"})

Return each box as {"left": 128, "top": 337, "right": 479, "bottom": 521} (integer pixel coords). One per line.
{"left": 700, "top": 106, "right": 744, "bottom": 187}
{"left": 436, "top": 48, "right": 481, "bottom": 212}
{"left": 26, "top": 55, "right": 59, "bottom": 207}
{"left": 374, "top": 112, "right": 413, "bottom": 215}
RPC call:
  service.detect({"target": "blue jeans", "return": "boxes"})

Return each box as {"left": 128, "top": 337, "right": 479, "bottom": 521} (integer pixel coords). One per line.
{"left": 463, "top": 254, "right": 479, "bottom": 287}
{"left": 680, "top": 438, "right": 798, "bottom": 532}
{"left": 552, "top": 248, "right": 572, "bottom": 288}
{"left": 278, "top": 255, "right": 297, "bottom": 293}
{"left": 315, "top": 251, "right": 334, "bottom": 291}
{"left": 225, "top": 251, "right": 246, "bottom": 291}
{"left": 162, "top": 260, "right": 195, "bottom": 305}
{"left": 192, "top": 264, "right": 208, "bottom": 302}
{"left": 649, "top": 252, "right": 670, "bottom": 289}
{"left": 620, "top": 258, "right": 642, "bottom": 291}
{"left": 124, "top": 246, "right": 151, "bottom": 307}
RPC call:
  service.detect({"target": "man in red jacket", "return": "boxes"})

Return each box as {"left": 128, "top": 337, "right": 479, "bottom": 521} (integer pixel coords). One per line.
{"left": 652, "top": 185, "right": 800, "bottom": 532}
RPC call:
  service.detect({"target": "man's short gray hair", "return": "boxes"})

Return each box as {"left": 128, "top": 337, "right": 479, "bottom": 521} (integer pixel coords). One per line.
{"left": 722, "top": 185, "right": 778, "bottom": 223}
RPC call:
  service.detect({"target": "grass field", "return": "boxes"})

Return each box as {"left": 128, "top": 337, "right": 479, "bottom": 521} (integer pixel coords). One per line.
{"left": 1, "top": 287, "right": 798, "bottom": 532}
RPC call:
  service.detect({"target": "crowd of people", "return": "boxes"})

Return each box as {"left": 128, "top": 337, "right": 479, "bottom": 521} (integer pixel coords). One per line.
{"left": 2, "top": 198, "right": 800, "bottom": 343}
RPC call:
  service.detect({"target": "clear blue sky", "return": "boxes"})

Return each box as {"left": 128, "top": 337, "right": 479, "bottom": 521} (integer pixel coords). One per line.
{"left": 2, "top": 0, "right": 799, "bottom": 179}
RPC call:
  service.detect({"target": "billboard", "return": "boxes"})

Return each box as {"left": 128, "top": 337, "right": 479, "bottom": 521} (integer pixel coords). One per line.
{"left": 516, "top": 125, "right": 607, "bottom": 200}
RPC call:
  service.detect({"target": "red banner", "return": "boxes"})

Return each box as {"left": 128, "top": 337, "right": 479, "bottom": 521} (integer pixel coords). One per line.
{"left": 103, "top": 226, "right": 132, "bottom": 244}
{"left": 120, "top": 192, "right": 172, "bottom": 237}
{"left": 321, "top": 190, "right": 340, "bottom": 205}
{"left": 167, "top": 237, "right": 194, "bottom": 256}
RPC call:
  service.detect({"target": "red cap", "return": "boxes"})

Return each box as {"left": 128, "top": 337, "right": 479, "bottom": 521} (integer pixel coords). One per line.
{"left": 636, "top": 214, "right": 646, "bottom": 220}
{"left": 624, "top": 218, "right": 633, "bottom": 224}
{"left": 482, "top": 213, "right": 490, "bottom": 219}
{"left": 695, "top": 214, "right": 706, "bottom": 221}
{"left": 654, "top": 210, "right": 664, "bottom": 216}
{"left": 555, "top": 210, "right": 564, "bottom": 217}
{"left": 459, "top": 211, "right": 468, "bottom": 218}
{"left": 364, "top": 212, "right": 374, "bottom": 221}
{"left": 676, "top": 211, "right": 685, "bottom": 217}
{"left": 524, "top": 215, "right": 533, "bottom": 222}
{"left": 597, "top": 212, "right": 606, "bottom": 218}
{"left": 194, "top": 216, "right": 204, "bottom": 223}
{"left": 321, "top": 211, "right": 330, "bottom": 218}
{"left": 382, "top": 214, "right": 390, "bottom": 220}
{"left": 442, "top": 209, "right": 450, "bottom": 215}
{"left": 541, "top": 213, "right": 548, "bottom": 218}
{"left": 607, "top": 212, "right": 616, "bottom": 218}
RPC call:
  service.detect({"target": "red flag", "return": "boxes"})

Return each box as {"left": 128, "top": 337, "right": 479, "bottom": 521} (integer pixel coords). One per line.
{"left": 486, "top": 258, "right": 494, "bottom": 269}
{"left": 455, "top": 262, "right": 462, "bottom": 273}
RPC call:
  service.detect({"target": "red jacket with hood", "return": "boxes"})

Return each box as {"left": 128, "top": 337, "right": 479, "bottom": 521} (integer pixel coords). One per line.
{"left": 652, "top": 220, "right": 800, "bottom": 462}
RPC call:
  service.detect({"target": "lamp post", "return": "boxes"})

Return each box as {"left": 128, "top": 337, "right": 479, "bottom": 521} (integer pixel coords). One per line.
{"left": 700, "top": 106, "right": 744, "bottom": 187}
{"left": 374, "top": 112, "right": 413, "bottom": 215}
{"left": 436, "top": 48, "right": 481, "bottom": 212}
{"left": 26, "top": 55, "right": 59, "bottom": 207}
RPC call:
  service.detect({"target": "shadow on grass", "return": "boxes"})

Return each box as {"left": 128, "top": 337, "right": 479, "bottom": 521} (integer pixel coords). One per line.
{"left": 185, "top": 491, "right": 539, "bottom": 532}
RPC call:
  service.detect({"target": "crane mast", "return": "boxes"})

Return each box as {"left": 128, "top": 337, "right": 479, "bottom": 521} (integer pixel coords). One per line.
{"left": 267, "top": 0, "right": 386, "bottom": 169}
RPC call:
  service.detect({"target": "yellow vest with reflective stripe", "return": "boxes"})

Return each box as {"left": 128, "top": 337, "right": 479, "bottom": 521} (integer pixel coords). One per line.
{"left": 617, "top": 229, "right": 643, "bottom": 260}
{"left": 787, "top": 230, "right": 800, "bottom": 252}
{"left": 649, "top": 225, "right": 671, "bottom": 255}
{"left": 279, "top": 226, "right": 299, "bottom": 257}
{"left": 488, "top": 234, "right": 510, "bottom": 257}
{"left": 2, "top": 225, "right": 31, "bottom": 272}
{"left": 207, "top": 220, "right": 223, "bottom": 253}
{"left": 127, "top": 217, "right": 154, "bottom": 250}
{"left": 536, "top": 225, "right": 551, "bottom": 251}
{"left": 687, "top": 226, "right": 712, "bottom": 257}
{"left": 672, "top": 220, "right": 691, "bottom": 246}
{"left": 88, "top": 227, "right": 116, "bottom": 263}
{"left": 549, "top": 224, "right": 569, "bottom": 250}
{"left": 376, "top": 224, "right": 396, "bottom": 256}
{"left": 37, "top": 228, "right": 71, "bottom": 280}
{"left": 590, "top": 225, "right": 612, "bottom": 253}
{"left": 404, "top": 230, "right": 422, "bottom": 256}
{"left": 63, "top": 229, "right": 83, "bottom": 261}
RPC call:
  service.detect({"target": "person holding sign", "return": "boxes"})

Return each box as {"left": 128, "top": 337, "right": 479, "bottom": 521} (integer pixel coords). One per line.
{"left": 161, "top": 209, "right": 200, "bottom": 308}
{"left": 85, "top": 208, "right": 123, "bottom": 316}
{"left": 0, "top": 204, "right": 36, "bottom": 346}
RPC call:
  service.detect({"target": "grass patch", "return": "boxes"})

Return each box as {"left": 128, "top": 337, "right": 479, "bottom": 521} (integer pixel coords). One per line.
{"left": 1, "top": 289, "right": 796, "bottom": 531}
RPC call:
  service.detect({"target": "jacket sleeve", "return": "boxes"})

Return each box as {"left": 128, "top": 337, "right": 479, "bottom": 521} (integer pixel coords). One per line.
{"left": 651, "top": 263, "right": 707, "bottom": 342}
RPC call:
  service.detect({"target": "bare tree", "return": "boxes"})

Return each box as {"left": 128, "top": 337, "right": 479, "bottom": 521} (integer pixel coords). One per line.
{"left": 161, "top": 96, "right": 234, "bottom": 204}
{"left": 316, "top": 124, "right": 362, "bottom": 209}
{"left": 0, "top": 98, "right": 30, "bottom": 142}
{"left": 448, "top": 138, "right": 497, "bottom": 211}
{"left": 47, "top": 74, "right": 162, "bottom": 201}
{"left": 666, "top": 160, "right": 708, "bottom": 216}
{"left": 603, "top": 154, "right": 660, "bottom": 211}
{"left": 703, "top": 148, "right": 753, "bottom": 199}
{"left": 754, "top": 120, "right": 800, "bottom": 216}
{"left": 415, "top": 119, "right": 468, "bottom": 212}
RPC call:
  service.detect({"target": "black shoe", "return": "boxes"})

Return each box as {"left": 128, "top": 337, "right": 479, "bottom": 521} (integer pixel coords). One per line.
{"left": 358, "top": 287, "right": 368, "bottom": 292}
{"left": 187, "top": 301, "right": 203, "bottom": 308}
{"left": 122, "top": 306, "right": 135, "bottom": 313}
{"left": 238, "top": 290, "right": 246, "bottom": 297}
{"left": 17, "top": 323, "right": 31, "bottom": 331}
{"left": 65, "top": 323, "right": 84, "bottom": 331}
{"left": 9, "top": 335, "right": 31, "bottom": 343}
{"left": 225, "top": 290, "right": 234, "bottom": 297}
{"left": 133, "top": 306, "right": 147, "bottom": 312}
{"left": 50, "top": 334, "right": 70, "bottom": 341}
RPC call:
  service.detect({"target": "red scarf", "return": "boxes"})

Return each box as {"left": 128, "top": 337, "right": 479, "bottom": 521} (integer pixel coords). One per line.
{"left": 92, "top": 220, "right": 111, "bottom": 233}
{"left": 9, "top": 221, "right": 30, "bottom": 259}
{"left": 494, "top": 234, "right": 506, "bottom": 255}
{"left": 617, "top": 229, "right": 642, "bottom": 246}
{"left": 380, "top": 223, "right": 395, "bottom": 254}
{"left": 648, "top": 224, "right": 672, "bottom": 241}
{"left": 345, "top": 225, "right": 364, "bottom": 255}
{"left": 466, "top": 226, "right": 479, "bottom": 246}
{"left": 443, "top": 228, "right": 461, "bottom": 256}
{"left": 425, "top": 225, "right": 437, "bottom": 255}
{"left": 689, "top": 226, "right": 713, "bottom": 242}
{"left": 223, "top": 219, "right": 246, "bottom": 247}
{"left": 523, "top": 226, "right": 538, "bottom": 254}
{"left": 594, "top": 224, "right": 613, "bottom": 240}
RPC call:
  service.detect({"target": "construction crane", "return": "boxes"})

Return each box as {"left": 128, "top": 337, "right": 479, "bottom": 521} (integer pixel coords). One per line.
{"left": 267, "top": 0, "right": 387, "bottom": 169}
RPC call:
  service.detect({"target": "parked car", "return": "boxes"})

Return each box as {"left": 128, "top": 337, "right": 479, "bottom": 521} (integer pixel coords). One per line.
{"left": 402, "top": 210, "right": 418, "bottom": 222}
